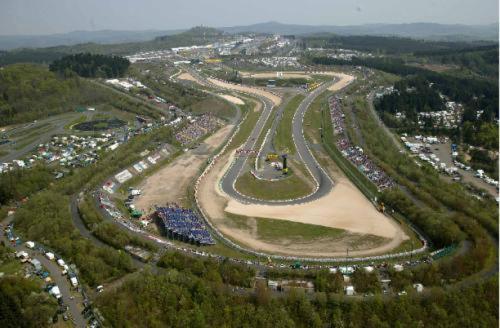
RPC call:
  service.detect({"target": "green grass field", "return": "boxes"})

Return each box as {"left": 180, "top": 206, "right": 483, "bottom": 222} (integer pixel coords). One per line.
{"left": 234, "top": 171, "right": 313, "bottom": 200}
{"left": 64, "top": 115, "right": 87, "bottom": 130}
{"left": 189, "top": 96, "right": 235, "bottom": 120}
{"left": 256, "top": 218, "right": 345, "bottom": 242}
{"left": 274, "top": 94, "right": 305, "bottom": 154}
{"left": 226, "top": 98, "right": 260, "bottom": 150}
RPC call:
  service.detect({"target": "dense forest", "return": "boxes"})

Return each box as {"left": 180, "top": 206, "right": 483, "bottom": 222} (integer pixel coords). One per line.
{"left": 0, "top": 275, "right": 57, "bottom": 328}
{"left": 312, "top": 56, "right": 499, "bottom": 150}
{"left": 302, "top": 34, "right": 491, "bottom": 54}
{"left": 374, "top": 74, "right": 498, "bottom": 150}
{"left": 0, "top": 49, "right": 66, "bottom": 66}
{"left": 95, "top": 265, "right": 498, "bottom": 327}
{"left": 0, "top": 26, "right": 225, "bottom": 66}
{"left": 49, "top": 53, "right": 130, "bottom": 78}
{"left": 415, "top": 44, "right": 499, "bottom": 78}
{"left": 0, "top": 64, "right": 113, "bottom": 125}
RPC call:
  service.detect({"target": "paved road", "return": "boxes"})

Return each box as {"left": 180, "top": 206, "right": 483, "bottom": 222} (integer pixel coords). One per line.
{"left": 219, "top": 81, "right": 335, "bottom": 205}
{"left": 70, "top": 194, "right": 157, "bottom": 271}
{"left": 89, "top": 79, "right": 168, "bottom": 117}
{"left": 1, "top": 216, "right": 86, "bottom": 327}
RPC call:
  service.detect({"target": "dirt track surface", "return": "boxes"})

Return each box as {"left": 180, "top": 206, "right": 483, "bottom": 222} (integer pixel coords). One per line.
{"left": 177, "top": 72, "right": 198, "bottom": 82}
{"left": 133, "top": 124, "right": 234, "bottom": 213}
{"left": 207, "top": 78, "right": 282, "bottom": 107}
{"left": 327, "top": 72, "right": 355, "bottom": 91}
{"left": 219, "top": 94, "right": 245, "bottom": 105}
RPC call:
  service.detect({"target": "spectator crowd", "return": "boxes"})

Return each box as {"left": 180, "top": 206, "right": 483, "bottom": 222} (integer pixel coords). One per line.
{"left": 175, "top": 114, "right": 220, "bottom": 146}
{"left": 156, "top": 203, "right": 215, "bottom": 245}
{"left": 329, "top": 96, "right": 394, "bottom": 190}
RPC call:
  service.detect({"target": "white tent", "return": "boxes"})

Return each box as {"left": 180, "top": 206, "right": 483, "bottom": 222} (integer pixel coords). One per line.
{"left": 413, "top": 283, "right": 424, "bottom": 293}
{"left": 49, "top": 286, "right": 61, "bottom": 299}
{"left": 70, "top": 277, "right": 78, "bottom": 288}
{"left": 393, "top": 264, "right": 404, "bottom": 272}
{"left": 45, "top": 252, "right": 55, "bottom": 260}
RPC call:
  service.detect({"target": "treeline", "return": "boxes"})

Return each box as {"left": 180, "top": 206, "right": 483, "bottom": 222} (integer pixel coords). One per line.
{"left": 415, "top": 45, "right": 499, "bottom": 78}
{"left": 302, "top": 35, "right": 483, "bottom": 54}
{"left": 0, "top": 63, "right": 163, "bottom": 125}
{"left": 375, "top": 75, "right": 445, "bottom": 120}
{"left": 374, "top": 74, "right": 498, "bottom": 149}
{"left": 158, "top": 251, "right": 255, "bottom": 288}
{"left": 0, "top": 64, "right": 109, "bottom": 125}
{"left": 0, "top": 48, "right": 66, "bottom": 66}
{"left": 0, "top": 165, "right": 53, "bottom": 206}
{"left": 95, "top": 269, "right": 498, "bottom": 327}
{"left": 311, "top": 57, "right": 498, "bottom": 119}
{"left": 49, "top": 53, "right": 130, "bottom": 78}
{"left": 0, "top": 276, "right": 57, "bottom": 328}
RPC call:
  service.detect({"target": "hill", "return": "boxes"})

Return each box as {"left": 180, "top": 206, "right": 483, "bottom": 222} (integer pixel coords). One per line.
{"left": 0, "top": 64, "right": 113, "bottom": 125}
{"left": 0, "top": 29, "right": 183, "bottom": 51}
{"left": 220, "top": 21, "right": 499, "bottom": 41}
{"left": 0, "top": 27, "right": 225, "bottom": 66}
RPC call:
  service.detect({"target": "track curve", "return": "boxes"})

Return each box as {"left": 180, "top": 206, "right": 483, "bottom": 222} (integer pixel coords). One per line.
{"left": 218, "top": 81, "right": 336, "bottom": 205}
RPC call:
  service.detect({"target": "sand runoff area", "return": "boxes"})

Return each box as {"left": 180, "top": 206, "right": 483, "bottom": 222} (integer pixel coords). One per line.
{"left": 196, "top": 72, "right": 408, "bottom": 256}
{"left": 198, "top": 149, "right": 408, "bottom": 257}
{"left": 207, "top": 78, "right": 282, "bottom": 107}
{"left": 218, "top": 94, "right": 245, "bottom": 105}
{"left": 176, "top": 72, "right": 198, "bottom": 82}
{"left": 133, "top": 124, "right": 234, "bottom": 214}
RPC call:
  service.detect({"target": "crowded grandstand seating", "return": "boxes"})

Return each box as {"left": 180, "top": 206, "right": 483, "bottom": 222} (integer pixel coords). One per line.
{"left": 329, "top": 96, "right": 395, "bottom": 190}
{"left": 156, "top": 204, "right": 215, "bottom": 245}
{"left": 175, "top": 114, "right": 220, "bottom": 146}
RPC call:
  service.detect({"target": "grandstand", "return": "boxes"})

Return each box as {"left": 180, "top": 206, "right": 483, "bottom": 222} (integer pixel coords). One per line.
{"left": 155, "top": 205, "right": 215, "bottom": 245}
{"left": 175, "top": 113, "right": 220, "bottom": 146}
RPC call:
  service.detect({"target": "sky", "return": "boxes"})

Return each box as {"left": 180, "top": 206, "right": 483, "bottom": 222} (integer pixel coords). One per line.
{"left": 0, "top": 0, "right": 498, "bottom": 35}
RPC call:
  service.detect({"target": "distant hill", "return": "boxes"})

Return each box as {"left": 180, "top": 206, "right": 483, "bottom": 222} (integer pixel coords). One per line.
{"left": 0, "top": 27, "right": 225, "bottom": 65}
{"left": 0, "top": 29, "right": 183, "bottom": 50}
{"left": 0, "top": 64, "right": 114, "bottom": 125}
{"left": 220, "top": 21, "right": 499, "bottom": 41}
{"left": 1, "top": 22, "right": 496, "bottom": 51}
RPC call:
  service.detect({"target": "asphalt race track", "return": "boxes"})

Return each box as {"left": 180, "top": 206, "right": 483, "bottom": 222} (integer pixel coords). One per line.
{"left": 219, "top": 80, "right": 336, "bottom": 205}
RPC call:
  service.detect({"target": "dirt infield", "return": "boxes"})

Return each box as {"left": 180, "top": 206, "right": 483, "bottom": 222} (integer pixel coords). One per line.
{"left": 207, "top": 78, "right": 282, "bottom": 107}
{"left": 219, "top": 94, "right": 245, "bottom": 105}
{"left": 133, "top": 124, "right": 234, "bottom": 214}
{"left": 177, "top": 72, "right": 198, "bottom": 82}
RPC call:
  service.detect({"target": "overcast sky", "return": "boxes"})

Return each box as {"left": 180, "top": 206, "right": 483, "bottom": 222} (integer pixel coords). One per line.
{"left": 0, "top": 0, "right": 498, "bottom": 35}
